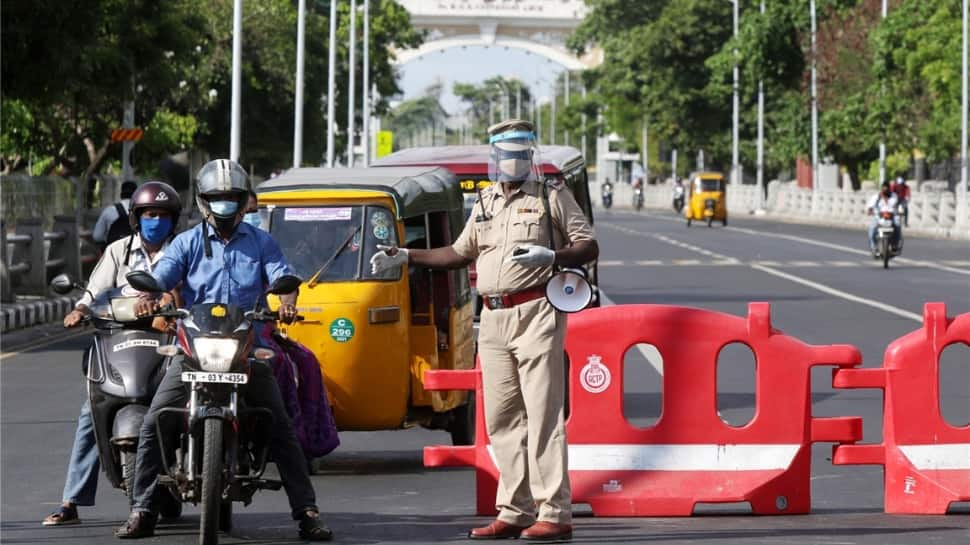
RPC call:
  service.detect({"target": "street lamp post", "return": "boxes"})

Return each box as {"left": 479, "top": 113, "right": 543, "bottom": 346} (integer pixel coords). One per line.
{"left": 879, "top": 0, "right": 887, "bottom": 185}
{"left": 756, "top": 0, "right": 765, "bottom": 210}
{"left": 326, "top": 0, "right": 337, "bottom": 167}
{"left": 808, "top": 0, "right": 818, "bottom": 191}
{"left": 963, "top": 0, "right": 969, "bottom": 193}
{"left": 347, "top": 0, "right": 357, "bottom": 167}
{"left": 362, "top": 0, "right": 370, "bottom": 166}
{"left": 230, "top": 0, "right": 243, "bottom": 162}
{"left": 564, "top": 71, "right": 570, "bottom": 147}
{"left": 293, "top": 0, "right": 306, "bottom": 167}
{"left": 732, "top": 0, "right": 740, "bottom": 185}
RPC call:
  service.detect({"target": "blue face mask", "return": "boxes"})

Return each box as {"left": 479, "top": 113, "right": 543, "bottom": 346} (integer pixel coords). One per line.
{"left": 140, "top": 216, "right": 172, "bottom": 244}
{"left": 243, "top": 212, "right": 261, "bottom": 228}
{"left": 209, "top": 200, "right": 239, "bottom": 216}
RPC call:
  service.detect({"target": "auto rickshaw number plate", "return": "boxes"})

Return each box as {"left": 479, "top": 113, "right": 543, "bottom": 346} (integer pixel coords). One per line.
{"left": 180, "top": 372, "right": 248, "bottom": 384}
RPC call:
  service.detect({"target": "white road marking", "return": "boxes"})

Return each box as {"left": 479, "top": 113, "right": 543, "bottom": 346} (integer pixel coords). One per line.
{"left": 672, "top": 259, "right": 702, "bottom": 266}
{"left": 599, "top": 222, "right": 925, "bottom": 323}
{"left": 634, "top": 259, "right": 664, "bottom": 266}
{"left": 598, "top": 291, "right": 664, "bottom": 376}
{"left": 0, "top": 328, "right": 90, "bottom": 362}
{"left": 751, "top": 265, "right": 922, "bottom": 322}
{"left": 724, "top": 224, "right": 970, "bottom": 277}
{"left": 788, "top": 261, "right": 821, "bottom": 267}
{"left": 598, "top": 260, "right": 626, "bottom": 266}
{"left": 944, "top": 260, "right": 970, "bottom": 266}
{"left": 827, "top": 261, "right": 859, "bottom": 267}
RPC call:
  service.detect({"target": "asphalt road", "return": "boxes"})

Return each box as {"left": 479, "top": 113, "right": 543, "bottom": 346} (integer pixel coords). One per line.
{"left": 2, "top": 212, "right": 968, "bottom": 544}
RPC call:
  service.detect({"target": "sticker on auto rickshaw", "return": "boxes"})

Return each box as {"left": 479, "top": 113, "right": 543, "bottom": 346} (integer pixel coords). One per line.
{"left": 284, "top": 207, "right": 352, "bottom": 222}
{"left": 329, "top": 318, "right": 355, "bottom": 342}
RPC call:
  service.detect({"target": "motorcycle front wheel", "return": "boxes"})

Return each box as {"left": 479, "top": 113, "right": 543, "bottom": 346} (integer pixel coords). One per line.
{"left": 880, "top": 238, "right": 890, "bottom": 269}
{"left": 201, "top": 419, "right": 224, "bottom": 545}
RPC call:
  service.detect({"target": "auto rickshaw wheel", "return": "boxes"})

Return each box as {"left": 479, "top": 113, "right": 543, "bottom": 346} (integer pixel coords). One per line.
{"left": 449, "top": 391, "right": 475, "bottom": 446}
{"left": 722, "top": 218, "right": 728, "bottom": 226}
{"left": 707, "top": 217, "right": 713, "bottom": 228}
{"left": 686, "top": 218, "right": 692, "bottom": 227}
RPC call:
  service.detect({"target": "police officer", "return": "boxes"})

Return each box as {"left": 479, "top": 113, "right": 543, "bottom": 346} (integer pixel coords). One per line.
{"left": 371, "top": 119, "right": 598, "bottom": 542}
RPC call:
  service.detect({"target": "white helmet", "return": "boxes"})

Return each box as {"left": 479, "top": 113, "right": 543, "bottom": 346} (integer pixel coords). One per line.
{"left": 195, "top": 159, "right": 250, "bottom": 232}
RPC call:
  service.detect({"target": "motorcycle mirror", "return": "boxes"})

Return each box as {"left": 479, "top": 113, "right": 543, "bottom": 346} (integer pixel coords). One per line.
{"left": 125, "top": 271, "right": 163, "bottom": 293}
{"left": 266, "top": 275, "right": 302, "bottom": 296}
{"left": 49, "top": 274, "right": 75, "bottom": 295}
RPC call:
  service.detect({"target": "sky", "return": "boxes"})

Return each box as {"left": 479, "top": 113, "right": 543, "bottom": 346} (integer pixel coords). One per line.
{"left": 395, "top": 45, "right": 569, "bottom": 117}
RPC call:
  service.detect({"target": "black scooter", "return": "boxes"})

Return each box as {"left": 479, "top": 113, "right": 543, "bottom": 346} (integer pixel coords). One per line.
{"left": 49, "top": 274, "right": 182, "bottom": 517}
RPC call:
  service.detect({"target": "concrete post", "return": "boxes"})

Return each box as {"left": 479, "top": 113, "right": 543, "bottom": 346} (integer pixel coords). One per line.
{"left": 20, "top": 218, "right": 47, "bottom": 295}
{"left": 53, "top": 216, "right": 82, "bottom": 280}
{"left": 1, "top": 220, "right": 11, "bottom": 303}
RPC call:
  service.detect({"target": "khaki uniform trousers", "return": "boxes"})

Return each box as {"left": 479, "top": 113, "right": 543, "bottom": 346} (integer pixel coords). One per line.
{"left": 477, "top": 297, "right": 571, "bottom": 526}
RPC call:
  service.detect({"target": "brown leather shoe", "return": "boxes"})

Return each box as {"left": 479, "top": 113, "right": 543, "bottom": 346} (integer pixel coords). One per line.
{"left": 468, "top": 519, "right": 528, "bottom": 540}
{"left": 520, "top": 521, "right": 573, "bottom": 542}
{"left": 114, "top": 511, "right": 157, "bottom": 539}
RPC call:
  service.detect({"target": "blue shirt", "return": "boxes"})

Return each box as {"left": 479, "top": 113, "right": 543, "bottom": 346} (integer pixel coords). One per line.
{"left": 152, "top": 222, "right": 295, "bottom": 311}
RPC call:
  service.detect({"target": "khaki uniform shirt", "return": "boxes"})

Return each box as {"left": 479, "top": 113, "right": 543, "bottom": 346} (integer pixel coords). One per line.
{"left": 452, "top": 179, "right": 595, "bottom": 295}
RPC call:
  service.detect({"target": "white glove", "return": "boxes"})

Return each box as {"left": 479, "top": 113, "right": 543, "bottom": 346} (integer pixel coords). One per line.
{"left": 509, "top": 244, "right": 555, "bottom": 267}
{"left": 370, "top": 245, "right": 409, "bottom": 274}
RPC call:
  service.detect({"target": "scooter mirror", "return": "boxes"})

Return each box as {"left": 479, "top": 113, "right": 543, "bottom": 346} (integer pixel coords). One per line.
{"left": 266, "top": 275, "right": 302, "bottom": 295}
{"left": 125, "top": 271, "right": 163, "bottom": 293}
{"left": 50, "top": 274, "right": 75, "bottom": 295}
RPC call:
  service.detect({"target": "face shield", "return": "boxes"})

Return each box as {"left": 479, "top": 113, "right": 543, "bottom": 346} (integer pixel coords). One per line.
{"left": 488, "top": 130, "right": 542, "bottom": 184}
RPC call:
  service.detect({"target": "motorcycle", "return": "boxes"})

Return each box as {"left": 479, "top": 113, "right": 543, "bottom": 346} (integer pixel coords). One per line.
{"left": 633, "top": 184, "right": 644, "bottom": 212}
{"left": 873, "top": 211, "right": 902, "bottom": 269}
{"left": 672, "top": 184, "right": 685, "bottom": 214}
{"left": 48, "top": 274, "right": 182, "bottom": 517}
{"left": 601, "top": 182, "right": 613, "bottom": 209}
{"left": 126, "top": 271, "right": 302, "bottom": 545}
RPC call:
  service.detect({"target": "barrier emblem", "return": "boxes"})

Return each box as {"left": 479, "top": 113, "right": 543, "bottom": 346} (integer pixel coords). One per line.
{"left": 579, "top": 354, "right": 610, "bottom": 393}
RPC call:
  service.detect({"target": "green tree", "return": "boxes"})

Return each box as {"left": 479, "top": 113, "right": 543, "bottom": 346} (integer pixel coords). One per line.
{"left": 453, "top": 76, "right": 534, "bottom": 140}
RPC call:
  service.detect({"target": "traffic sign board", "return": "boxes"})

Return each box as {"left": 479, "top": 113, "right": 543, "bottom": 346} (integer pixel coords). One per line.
{"left": 111, "top": 128, "right": 144, "bottom": 142}
{"left": 376, "top": 131, "right": 393, "bottom": 158}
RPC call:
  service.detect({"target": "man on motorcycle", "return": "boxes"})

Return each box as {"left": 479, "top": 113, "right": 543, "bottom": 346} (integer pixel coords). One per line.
{"left": 43, "top": 182, "right": 183, "bottom": 527}
{"left": 115, "top": 160, "right": 332, "bottom": 541}
{"left": 672, "top": 177, "right": 685, "bottom": 212}
{"left": 867, "top": 181, "right": 902, "bottom": 255}
{"left": 890, "top": 176, "right": 911, "bottom": 227}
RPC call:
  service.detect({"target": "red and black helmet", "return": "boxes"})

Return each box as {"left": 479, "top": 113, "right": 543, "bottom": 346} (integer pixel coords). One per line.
{"left": 128, "top": 181, "right": 183, "bottom": 231}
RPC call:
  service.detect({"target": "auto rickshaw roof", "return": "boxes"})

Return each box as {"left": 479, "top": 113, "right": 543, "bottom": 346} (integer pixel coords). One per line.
{"left": 372, "top": 145, "right": 585, "bottom": 176}
{"left": 692, "top": 171, "right": 726, "bottom": 180}
{"left": 256, "top": 166, "right": 462, "bottom": 219}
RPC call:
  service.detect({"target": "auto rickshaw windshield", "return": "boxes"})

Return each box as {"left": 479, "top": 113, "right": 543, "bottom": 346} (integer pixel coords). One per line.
{"left": 696, "top": 179, "right": 723, "bottom": 192}
{"left": 269, "top": 205, "right": 400, "bottom": 282}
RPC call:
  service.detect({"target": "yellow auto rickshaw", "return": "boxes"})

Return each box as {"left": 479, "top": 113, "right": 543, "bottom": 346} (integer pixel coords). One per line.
{"left": 255, "top": 167, "right": 476, "bottom": 444}
{"left": 685, "top": 172, "right": 727, "bottom": 227}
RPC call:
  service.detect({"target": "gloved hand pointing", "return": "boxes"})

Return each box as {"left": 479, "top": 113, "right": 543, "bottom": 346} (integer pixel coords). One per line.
{"left": 509, "top": 244, "right": 555, "bottom": 267}
{"left": 370, "top": 245, "right": 409, "bottom": 274}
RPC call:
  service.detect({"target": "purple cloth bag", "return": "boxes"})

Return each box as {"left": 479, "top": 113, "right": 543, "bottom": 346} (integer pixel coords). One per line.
{"left": 257, "top": 326, "right": 340, "bottom": 457}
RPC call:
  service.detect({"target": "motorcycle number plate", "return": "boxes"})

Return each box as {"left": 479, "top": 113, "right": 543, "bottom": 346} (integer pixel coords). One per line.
{"left": 180, "top": 372, "right": 248, "bottom": 384}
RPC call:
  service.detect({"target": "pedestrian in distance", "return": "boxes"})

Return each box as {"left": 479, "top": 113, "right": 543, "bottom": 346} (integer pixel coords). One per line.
{"left": 93, "top": 180, "right": 139, "bottom": 248}
{"left": 370, "top": 119, "right": 599, "bottom": 542}
{"left": 43, "top": 181, "right": 184, "bottom": 527}
{"left": 115, "top": 159, "right": 333, "bottom": 541}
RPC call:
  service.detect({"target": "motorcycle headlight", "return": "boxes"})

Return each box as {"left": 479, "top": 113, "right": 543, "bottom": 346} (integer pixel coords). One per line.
{"left": 193, "top": 338, "right": 239, "bottom": 372}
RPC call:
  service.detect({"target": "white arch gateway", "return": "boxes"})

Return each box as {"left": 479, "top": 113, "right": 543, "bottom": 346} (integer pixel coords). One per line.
{"left": 394, "top": 0, "right": 601, "bottom": 70}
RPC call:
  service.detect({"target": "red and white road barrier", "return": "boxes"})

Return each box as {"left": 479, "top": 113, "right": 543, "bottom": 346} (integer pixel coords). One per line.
{"left": 833, "top": 302, "right": 970, "bottom": 514}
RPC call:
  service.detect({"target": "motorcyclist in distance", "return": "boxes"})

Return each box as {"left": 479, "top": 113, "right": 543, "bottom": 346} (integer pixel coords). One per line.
{"left": 43, "top": 181, "right": 182, "bottom": 527}
{"left": 866, "top": 181, "right": 901, "bottom": 256}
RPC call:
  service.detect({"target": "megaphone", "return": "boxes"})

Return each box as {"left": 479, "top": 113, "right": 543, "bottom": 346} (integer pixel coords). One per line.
{"left": 545, "top": 267, "right": 592, "bottom": 313}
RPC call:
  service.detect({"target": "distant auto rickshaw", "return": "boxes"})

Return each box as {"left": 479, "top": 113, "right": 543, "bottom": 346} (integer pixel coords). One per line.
{"left": 685, "top": 172, "right": 727, "bottom": 227}
{"left": 255, "top": 167, "right": 476, "bottom": 445}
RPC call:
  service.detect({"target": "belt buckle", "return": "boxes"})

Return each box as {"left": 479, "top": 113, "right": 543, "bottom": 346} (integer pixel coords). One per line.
{"left": 486, "top": 295, "right": 504, "bottom": 309}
